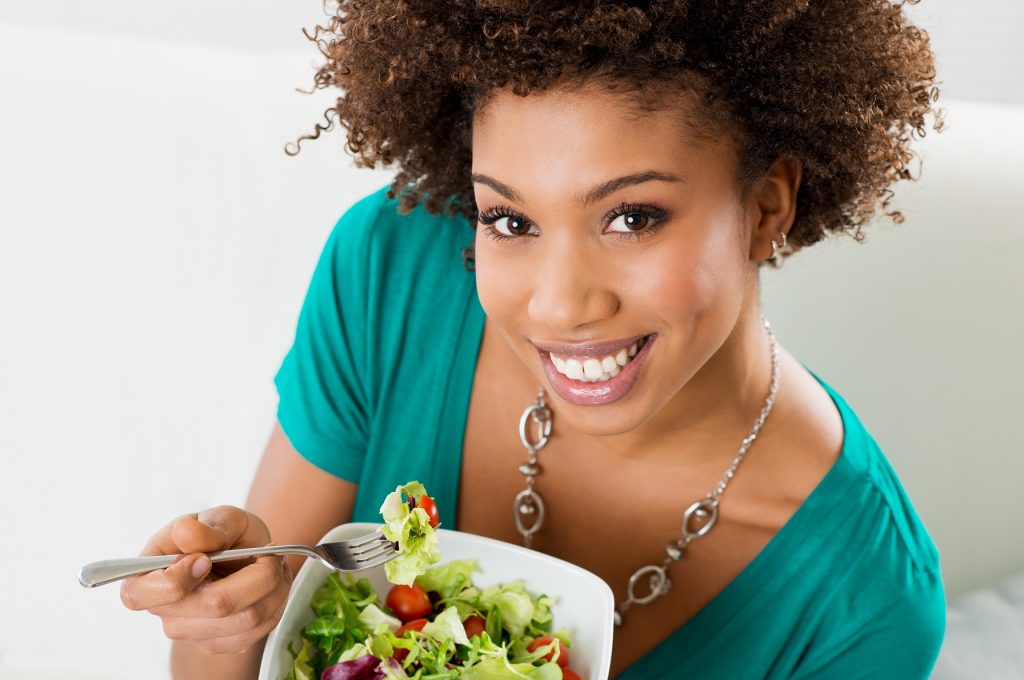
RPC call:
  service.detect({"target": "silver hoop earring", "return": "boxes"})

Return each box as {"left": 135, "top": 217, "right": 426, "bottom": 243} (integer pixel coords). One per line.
{"left": 770, "top": 230, "right": 788, "bottom": 263}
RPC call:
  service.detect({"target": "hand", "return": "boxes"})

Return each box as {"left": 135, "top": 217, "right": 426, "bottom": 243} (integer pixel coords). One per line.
{"left": 120, "top": 505, "right": 292, "bottom": 655}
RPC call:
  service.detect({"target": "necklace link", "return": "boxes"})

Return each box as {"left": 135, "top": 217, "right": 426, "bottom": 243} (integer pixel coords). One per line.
{"left": 624, "top": 564, "right": 672, "bottom": 607}
{"left": 518, "top": 399, "right": 552, "bottom": 453}
{"left": 681, "top": 497, "right": 719, "bottom": 540}
{"left": 513, "top": 488, "right": 545, "bottom": 547}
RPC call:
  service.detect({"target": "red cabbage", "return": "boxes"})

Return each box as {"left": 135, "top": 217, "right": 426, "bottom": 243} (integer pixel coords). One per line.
{"left": 321, "top": 655, "right": 384, "bottom": 680}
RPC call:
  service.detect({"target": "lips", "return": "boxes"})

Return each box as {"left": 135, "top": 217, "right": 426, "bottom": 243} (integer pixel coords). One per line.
{"left": 548, "top": 336, "right": 648, "bottom": 382}
{"left": 531, "top": 333, "right": 649, "bottom": 358}
{"left": 536, "top": 333, "right": 656, "bottom": 406}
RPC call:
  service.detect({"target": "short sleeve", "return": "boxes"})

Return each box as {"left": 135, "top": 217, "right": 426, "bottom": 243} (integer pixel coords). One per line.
{"left": 273, "top": 192, "right": 385, "bottom": 483}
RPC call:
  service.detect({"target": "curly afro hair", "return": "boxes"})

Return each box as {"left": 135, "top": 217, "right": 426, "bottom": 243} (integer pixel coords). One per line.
{"left": 289, "top": 0, "right": 942, "bottom": 265}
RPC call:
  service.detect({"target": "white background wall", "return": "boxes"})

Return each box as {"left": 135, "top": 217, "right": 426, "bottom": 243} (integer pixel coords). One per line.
{"left": 0, "top": 2, "right": 1021, "bottom": 678}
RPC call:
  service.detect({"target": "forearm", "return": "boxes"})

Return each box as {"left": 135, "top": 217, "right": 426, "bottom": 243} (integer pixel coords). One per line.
{"left": 171, "top": 638, "right": 266, "bottom": 680}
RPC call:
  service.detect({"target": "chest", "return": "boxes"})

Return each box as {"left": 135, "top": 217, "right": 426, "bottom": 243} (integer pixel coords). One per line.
{"left": 452, "top": 323, "right": 837, "bottom": 677}
{"left": 457, "top": 410, "right": 778, "bottom": 676}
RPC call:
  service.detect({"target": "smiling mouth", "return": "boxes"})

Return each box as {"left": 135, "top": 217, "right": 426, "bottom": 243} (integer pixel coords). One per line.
{"left": 546, "top": 335, "right": 651, "bottom": 383}
{"left": 535, "top": 333, "right": 656, "bottom": 406}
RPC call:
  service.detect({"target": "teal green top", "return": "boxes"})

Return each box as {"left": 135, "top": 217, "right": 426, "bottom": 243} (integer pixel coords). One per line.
{"left": 274, "top": 187, "right": 946, "bottom": 679}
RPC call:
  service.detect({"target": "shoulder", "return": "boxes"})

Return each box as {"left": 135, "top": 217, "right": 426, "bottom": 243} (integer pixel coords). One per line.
{"left": 772, "top": 357, "right": 943, "bottom": 598}
{"left": 792, "top": 370, "right": 946, "bottom": 677}
{"left": 325, "top": 185, "right": 482, "bottom": 392}
{"left": 308, "top": 185, "right": 478, "bottom": 347}
{"left": 327, "top": 184, "right": 474, "bottom": 278}
{"left": 331, "top": 185, "right": 478, "bottom": 342}
{"left": 815, "top": 373, "right": 942, "bottom": 575}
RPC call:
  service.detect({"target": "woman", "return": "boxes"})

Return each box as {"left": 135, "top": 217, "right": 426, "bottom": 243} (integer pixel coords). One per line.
{"left": 119, "top": 1, "right": 945, "bottom": 677}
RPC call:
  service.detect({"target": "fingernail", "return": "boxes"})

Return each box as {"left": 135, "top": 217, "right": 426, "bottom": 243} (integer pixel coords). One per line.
{"left": 192, "top": 555, "right": 211, "bottom": 579}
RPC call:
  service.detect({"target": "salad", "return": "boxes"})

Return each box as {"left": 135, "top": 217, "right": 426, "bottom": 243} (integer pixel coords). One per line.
{"left": 282, "top": 482, "right": 584, "bottom": 680}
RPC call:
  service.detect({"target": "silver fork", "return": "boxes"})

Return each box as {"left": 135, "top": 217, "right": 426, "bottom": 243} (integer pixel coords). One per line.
{"left": 79, "top": 531, "right": 399, "bottom": 588}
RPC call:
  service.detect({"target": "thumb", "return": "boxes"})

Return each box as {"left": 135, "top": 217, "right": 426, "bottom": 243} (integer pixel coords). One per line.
{"left": 171, "top": 505, "right": 268, "bottom": 553}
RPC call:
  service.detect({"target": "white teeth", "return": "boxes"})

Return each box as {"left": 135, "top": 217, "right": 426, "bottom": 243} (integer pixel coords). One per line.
{"left": 548, "top": 336, "right": 650, "bottom": 383}
{"left": 564, "top": 358, "right": 584, "bottom": 380}
{"left": 583, "top": 359, "right": 604, "bottom": 381}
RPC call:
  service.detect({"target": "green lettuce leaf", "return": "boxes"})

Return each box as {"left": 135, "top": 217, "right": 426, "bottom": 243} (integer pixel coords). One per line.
{"left": 367, "top": 627, "right": 396, "bottom": 659}
{"left": 510, "top": 638, "right": 566, "bottom": 667}
{"left": 381, "top": 659, "right": 411, "bottom": 679}
{"left": 527, "top": 595, "right": 555, "bottom": 636}
{"left": 422, "top": 605, "right": 470, "bottom": 646}
{"left": 286, "top": 638, "right": 317, "bottom": 680}
{"left": 303, "top": 616, "right": 346, "bottom": 639}
{"left": 461, "top": 657, "right": 563, "bottom": 679}
{"left": 415, "top": 559, "right": 481, "bottom": 600}
{"left": 485, "top": 604, "right": 504, "bottom": 644}
{"left": 336, "top": 642, "right": 370, "bottom": 663}
{"left": 478, "top": 582, "right": 535, "bottom": 639}
{"left": 357, "top": 603, "right": 401, "bottom": 633}
{"left": 379, "top": 481, "right": 427, "bottom": 522}
{"left": 379, "top": 481, "right": 441, "bottom": 585}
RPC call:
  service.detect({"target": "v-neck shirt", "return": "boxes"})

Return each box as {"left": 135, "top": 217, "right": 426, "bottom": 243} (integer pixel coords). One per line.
{"left": 273, "top": 187, "right": 946, "bottom": 678}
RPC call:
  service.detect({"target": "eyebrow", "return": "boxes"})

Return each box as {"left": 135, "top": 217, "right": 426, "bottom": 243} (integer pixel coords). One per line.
{"left": 470, "top": 170, "right": 683, "bottom": 207}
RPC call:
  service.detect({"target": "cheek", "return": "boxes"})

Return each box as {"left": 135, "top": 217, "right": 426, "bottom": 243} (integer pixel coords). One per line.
{"left": 472, "top": 242, "right": 524, "bottom": 320}
{"left": 631, "top": 220, "right": 747, "bottom": 321}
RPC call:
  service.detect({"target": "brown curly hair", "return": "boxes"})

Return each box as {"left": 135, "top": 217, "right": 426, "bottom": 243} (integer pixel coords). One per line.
{"left": 288, "top": 0, "right": 942, "bottom": 265}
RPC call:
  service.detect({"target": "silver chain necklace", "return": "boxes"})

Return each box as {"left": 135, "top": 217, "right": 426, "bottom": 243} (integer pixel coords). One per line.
{"left": 512, "top": 315, "right": 780, "bottom": 627}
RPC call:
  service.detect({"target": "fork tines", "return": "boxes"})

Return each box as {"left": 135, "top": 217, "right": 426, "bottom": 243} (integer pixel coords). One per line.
{"left": 351, "top": 532, "right": 399, "bottom": 565}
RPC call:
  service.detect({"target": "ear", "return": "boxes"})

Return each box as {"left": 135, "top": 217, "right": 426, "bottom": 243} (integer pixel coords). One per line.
{"left": 745, "top": 157, "right": 802, "bottom": 262}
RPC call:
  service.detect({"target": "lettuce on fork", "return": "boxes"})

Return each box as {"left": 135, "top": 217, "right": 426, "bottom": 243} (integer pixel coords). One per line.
{"left": 379, "top": 481, "right": 441, "bottom": 585}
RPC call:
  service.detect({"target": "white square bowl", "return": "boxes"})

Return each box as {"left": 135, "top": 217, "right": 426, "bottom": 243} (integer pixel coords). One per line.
{"left": 258, "top": 523, "right": 615, "bottom": 680}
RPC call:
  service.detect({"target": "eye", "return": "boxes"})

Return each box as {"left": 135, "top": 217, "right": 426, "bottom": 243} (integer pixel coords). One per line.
{"left": 607, "top": 210, "right": 652, "bottom": 233}
{"left": 477, "top": 205, "right": 537, "bottom": 242}
{"left": 604, "top": 202, "right": 669, "bottom": 240}
{"left": 491, "top": 214, "right": 533, "bottom": 237}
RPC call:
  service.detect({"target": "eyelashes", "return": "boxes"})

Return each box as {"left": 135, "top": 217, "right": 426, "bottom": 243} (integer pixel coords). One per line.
{"left": 476, "top": 206, "right": 534, "bottom": 243}
{"left": 476, "top": 201, "right": 670, "bottom": 245}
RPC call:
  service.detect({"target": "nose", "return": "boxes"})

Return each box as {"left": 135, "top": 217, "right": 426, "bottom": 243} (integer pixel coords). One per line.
{"left": 527, "top": 241, "right": 620, "bottom": 333}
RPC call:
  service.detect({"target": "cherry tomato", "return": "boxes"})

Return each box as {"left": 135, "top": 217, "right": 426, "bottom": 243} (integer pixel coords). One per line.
{"left": 416, "top": 495, "right": 440, "bottom": 528}
{"left": 385, "top": 583, "right": 433, "bottom": 623}
{"left": 527, "top": 635, "right": 569, "bottom": 668}
{"left": 393, "top": 618, "right": 429, "bottom": 662}
{"left": 561, "top": 669, "right": 582, "bottom": 680}
{"left": 462, "top": 614, "right": 486, "bottom": 639}
{"left": 395, "top": 618, "right": 429, "bottom": 637}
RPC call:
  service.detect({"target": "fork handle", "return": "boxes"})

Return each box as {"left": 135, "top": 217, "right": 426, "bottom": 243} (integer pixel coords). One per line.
{"left": 78, "top": 544, "right": 317, "bottom": 588}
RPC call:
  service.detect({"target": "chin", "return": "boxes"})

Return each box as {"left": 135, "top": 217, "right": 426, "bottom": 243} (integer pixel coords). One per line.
{"left": 551, "top": 399, "right": 654, "bottom": 437}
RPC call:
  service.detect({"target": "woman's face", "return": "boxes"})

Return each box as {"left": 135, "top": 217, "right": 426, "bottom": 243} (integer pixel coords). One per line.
{"left": 471, "top": 83, "right": 769, "bottom": 439}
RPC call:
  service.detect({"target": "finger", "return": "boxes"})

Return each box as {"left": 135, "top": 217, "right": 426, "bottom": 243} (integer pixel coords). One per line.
{"left": 160, "top": 564, "right": 291, "bottom": 643}
{"left": 139, "top": 513, "right": 199, "bottom": 557}
{"left": 187, "top": 598, "right": 286, "bottom": 656}
{"left": 170, "top": 506, "right": 270, "bottom": 555}
{"left": 148, "top": 555, "right": 282, "bottom": 619}
{"left": 121, "top": 552, "right": 212, "bottom": 611}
